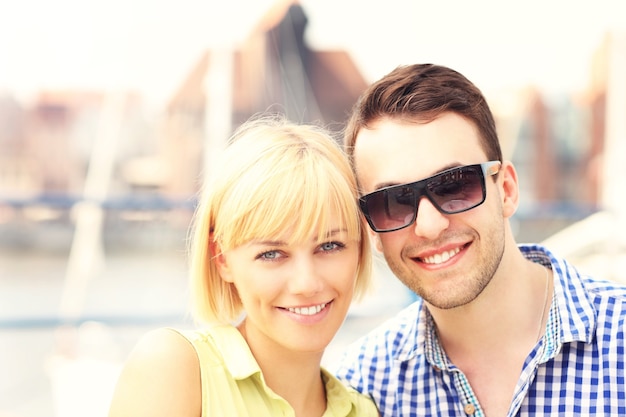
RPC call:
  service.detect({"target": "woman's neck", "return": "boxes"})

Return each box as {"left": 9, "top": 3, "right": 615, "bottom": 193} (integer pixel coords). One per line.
{"left": 237, "top": 322, "right": 327, "bottom": 417}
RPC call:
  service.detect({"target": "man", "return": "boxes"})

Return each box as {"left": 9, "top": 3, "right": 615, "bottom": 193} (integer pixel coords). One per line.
{"left": 334, "top": 63, "right": 626, "bottom": 416}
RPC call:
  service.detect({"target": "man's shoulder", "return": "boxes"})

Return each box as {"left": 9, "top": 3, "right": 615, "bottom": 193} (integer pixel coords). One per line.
{"left": 527, "top": 243, "right": 626, "bottom": 341}
{"left": 581, "top": 274, "right": 626, "bottom": 311}
{"left": 536, "top": 242, "right": 626, "bottom": 302}
{"left": 330, "top": 300, "right": 425, "bottom": 389}
{"left": 346, "top": 301, "right": 424, "bottom": 357}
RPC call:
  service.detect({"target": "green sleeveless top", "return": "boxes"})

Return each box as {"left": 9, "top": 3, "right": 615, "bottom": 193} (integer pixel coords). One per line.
{"left": 173, "top": 325, "right": 378, "bottom": 417}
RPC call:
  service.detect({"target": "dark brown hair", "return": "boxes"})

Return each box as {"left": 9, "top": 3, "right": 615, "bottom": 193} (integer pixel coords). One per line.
{"left": 344, "top": 63, "right": 502, "bottom": 163}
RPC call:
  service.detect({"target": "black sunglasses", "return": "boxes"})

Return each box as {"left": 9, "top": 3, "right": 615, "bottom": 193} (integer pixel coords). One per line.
{"left": 359, "top": 161, "right": 501, "bottom": 232}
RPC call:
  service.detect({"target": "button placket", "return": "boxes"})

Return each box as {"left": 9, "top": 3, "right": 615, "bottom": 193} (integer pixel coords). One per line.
{"left": 463, "top": 403, "right": 476, "bottom": 415}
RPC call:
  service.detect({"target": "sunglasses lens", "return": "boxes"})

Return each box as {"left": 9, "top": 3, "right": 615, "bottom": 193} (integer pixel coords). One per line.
{"left": 363, "top": 187, "right": 417, "bottom": 232}
{"left": 361, "top": 164, "right": 490, "bottom": 232}
{"left": 428, "top": 166, "right": 485, "bottom": 213}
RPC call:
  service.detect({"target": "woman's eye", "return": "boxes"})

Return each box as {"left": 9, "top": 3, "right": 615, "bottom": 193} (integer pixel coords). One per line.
{"left": 258, "top": 250, "right": 280, "bottom": 260}
{"left": 319, "top": 241, "right": 343, "bottom": 252}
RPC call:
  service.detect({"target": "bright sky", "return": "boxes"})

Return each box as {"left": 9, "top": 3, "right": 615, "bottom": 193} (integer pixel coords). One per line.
{"left": 0, "top": 0, "right": 624, "bottom": 106}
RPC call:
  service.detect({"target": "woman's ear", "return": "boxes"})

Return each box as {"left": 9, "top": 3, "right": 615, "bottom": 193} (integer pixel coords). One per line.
{"left": 210, "top": 238, "right": 234, "bottom": 283}
{"left": 369, "top": 228, "right": 383, "bottom": 253}
{"left": 499, "top": 160, "right": 519, "bottom": 219}
{"left": 361, "top": 216, "right": 383, "bottom": 253}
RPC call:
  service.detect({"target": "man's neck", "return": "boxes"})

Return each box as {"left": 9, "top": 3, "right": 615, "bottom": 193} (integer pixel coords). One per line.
{"left": 426, "top": 257, "right": 552, "bottom": 416}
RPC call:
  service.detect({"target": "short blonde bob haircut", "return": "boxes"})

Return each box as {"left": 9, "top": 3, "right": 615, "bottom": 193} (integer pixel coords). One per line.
{"left": 189, "top": 115, "right": 372, "bottom": 324}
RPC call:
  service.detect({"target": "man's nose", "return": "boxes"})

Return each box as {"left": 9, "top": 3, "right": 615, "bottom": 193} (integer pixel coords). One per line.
{"left": 412, "top": 197, "right": 450, "bottom": 239}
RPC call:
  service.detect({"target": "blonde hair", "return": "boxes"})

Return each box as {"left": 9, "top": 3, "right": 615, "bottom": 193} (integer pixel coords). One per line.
{"left": 189, "top": 115, "right": 372, "bottom": 324}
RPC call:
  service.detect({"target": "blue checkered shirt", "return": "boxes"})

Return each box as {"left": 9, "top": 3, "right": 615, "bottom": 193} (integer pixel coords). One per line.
{"left": 333, "top": 244, "right": 626, "bottom": 416}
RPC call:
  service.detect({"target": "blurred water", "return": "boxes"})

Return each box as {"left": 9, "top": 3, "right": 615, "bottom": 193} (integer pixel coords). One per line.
{"left": 0, "top": 249, "right": 410, "bottom": 417}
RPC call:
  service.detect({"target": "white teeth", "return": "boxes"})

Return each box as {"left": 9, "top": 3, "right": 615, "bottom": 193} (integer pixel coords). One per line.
{"left": 287, "top": 303, "right": 327, "bottom": 316}
{"left": 422, "top": 247, "right": 461, "bottom": 265}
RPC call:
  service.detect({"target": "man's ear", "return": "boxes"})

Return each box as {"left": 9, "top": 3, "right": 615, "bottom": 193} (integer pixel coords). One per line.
{"left": 499, "top": 160, "right": 520, "bottom": 219}
{"left": 210, "top": 238, "right": 234, "bottom": 283}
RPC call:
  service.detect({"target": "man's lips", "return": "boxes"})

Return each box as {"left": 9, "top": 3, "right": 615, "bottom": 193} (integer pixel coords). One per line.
{"left": 414, "top": 243, "right": 469, "bottom": 265}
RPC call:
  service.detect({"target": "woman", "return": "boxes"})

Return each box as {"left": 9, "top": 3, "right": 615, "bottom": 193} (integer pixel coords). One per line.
{"left": 107, "top": 116, "right": 378, "bottom": 416}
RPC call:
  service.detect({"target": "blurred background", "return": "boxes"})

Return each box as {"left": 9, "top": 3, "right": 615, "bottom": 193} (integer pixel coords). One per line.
{"left": 1, "top": 0, "right": 625, "bottom": 415}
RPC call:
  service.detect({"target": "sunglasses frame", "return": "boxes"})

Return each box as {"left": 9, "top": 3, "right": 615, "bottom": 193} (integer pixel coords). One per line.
{"left": 359, "top": 160, "right": 501, "bottom": 233}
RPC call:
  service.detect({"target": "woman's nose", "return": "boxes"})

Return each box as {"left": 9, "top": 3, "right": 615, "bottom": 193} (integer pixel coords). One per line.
{"left": 287, "top": 256, "right": 324, "bottom": 296}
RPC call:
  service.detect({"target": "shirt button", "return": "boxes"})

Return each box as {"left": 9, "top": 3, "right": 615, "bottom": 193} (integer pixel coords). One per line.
{"left": 464, "top": 403, "right": 476, "bottom": 415}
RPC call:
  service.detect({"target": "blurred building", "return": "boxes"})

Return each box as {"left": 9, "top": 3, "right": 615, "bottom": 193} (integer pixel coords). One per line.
{"left": 163, "top": 0, "right": 368, "bottom": 195}
{"left": 0, "top": 0, "right": 368, "bottom": 250}
{"left": 496, "top": 32, "right": 622, "bottom": 242}
{"left": 0, "top": 1, "right": 366, "bottom": 200}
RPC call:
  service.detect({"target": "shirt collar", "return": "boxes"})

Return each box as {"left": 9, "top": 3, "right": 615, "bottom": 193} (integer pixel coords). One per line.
{"left": 209, "top": 324, "right": 367, "bottom": 415}
{"left": 208, "top": 324, "right": 262, "bottom": 379}
{"left": 322, "top": 369, "right": 367, "bottom": 416}
{"left": 399, "top": 244, "right": 597, "bottom": 365}
{"left": 519, "top": 244, "right": 596, "bottom": 346}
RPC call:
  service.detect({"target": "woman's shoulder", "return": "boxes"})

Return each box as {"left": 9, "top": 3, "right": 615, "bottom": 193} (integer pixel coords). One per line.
{"left": 124, "top": 327, "right": 200, "bottom": 372}
{"left": 107, "top": 328, "right": 201, "bottom": 417}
